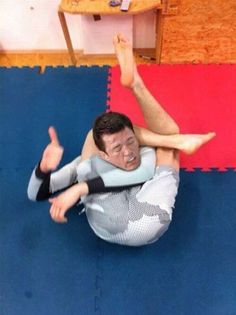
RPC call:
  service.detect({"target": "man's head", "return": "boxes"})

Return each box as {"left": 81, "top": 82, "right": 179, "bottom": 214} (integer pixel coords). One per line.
{"left": 93, "top": 112, "right": 140, "bottom": 170}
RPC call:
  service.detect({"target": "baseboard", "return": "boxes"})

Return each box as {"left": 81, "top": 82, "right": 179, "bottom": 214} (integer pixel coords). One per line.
{"left": 0, "top": 48, "right": 156, "bottom": 68}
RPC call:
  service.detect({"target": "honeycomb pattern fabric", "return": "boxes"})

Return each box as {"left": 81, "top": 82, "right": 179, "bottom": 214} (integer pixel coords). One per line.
{"left": 83, "top": 166, "right": 179, "bottom": 246}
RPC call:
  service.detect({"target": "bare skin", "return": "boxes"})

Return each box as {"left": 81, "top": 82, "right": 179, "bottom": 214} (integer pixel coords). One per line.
{"left": 112, "top": 34, "right": 135, "bottom": 88}
{"left": 42, "top": 126, "right": 215, "bottom": 174}
{"left": 40, "top": 126, "right": 64, "bottom": 173}
{"left": 134, "top": 126, "right": 215, "bottom": 155}
{"left": 113, "top": 34, "right": 179, "bottom": 135}
{"left": 113, "top": 34, "right": 216, "bottom": 159}
{"left": 40, "top": 35, "right": 216, "bottom": 224}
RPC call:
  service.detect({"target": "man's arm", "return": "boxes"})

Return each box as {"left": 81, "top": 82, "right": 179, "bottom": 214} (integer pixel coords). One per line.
{"left": 27, "top": 126, "right": 69, "bottom": 201}
{"left": 48, "top": 182, "right": 88, "bottom": 223}
{"left": 28, "top": 126, "right": 157, "bottom": 201}
{"left": 39, "top": 126, "right": 64, "bottom": 173}
{"left": 48, "top": 146, "right": 157, "bottom": 224}
{"left": 28, "top": 126, "right": 157, "bottom": 223}
{"left": 27, "top": 156, "right": 81, "bottom": 201}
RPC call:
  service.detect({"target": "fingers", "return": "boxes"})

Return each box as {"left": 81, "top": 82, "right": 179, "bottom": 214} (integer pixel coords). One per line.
{"left": 49, "top": 199, "right": 68, "bottom": 223}
{"left": 48, "top": 126, "right": 60, "bottom": 145}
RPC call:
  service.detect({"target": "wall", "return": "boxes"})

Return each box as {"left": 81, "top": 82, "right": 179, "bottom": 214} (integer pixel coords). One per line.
{"left": 162, "top": 0, "right": 236, "bottom": 63}
{"left": 0, "top": 0, "right": 82, "bottom": 50}
{"left": 0, "top": 1, "right": 155, "bottom": 51}
{"left": 2, "top": 0, "right": 236, "bottom": 63}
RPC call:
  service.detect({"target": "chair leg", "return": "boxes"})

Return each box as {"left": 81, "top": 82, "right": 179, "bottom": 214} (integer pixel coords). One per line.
{"left": 58, "top": 10, "right": 77, "bottom": 65}
{"left": 155, "top": 9, "right": 164, "bottom": 64}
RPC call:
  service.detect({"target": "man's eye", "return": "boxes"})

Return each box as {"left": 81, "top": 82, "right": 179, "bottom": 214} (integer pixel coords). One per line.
{"left": 127, "top": 139, "right": 134, "bottom": 145}
{"left": 113, "top": 146, "right": 121, "bottom": 152}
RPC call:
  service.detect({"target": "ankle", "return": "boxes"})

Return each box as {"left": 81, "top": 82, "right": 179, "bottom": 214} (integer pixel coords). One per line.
{"left": 132, "top": 79, "right": 146, "bottom": 93}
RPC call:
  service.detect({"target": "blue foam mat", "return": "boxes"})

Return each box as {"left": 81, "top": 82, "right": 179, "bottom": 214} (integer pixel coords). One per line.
{"left": 0, "top": 66, "right": 109, "bottom": 315}
{"left": 1, "top": 67, "right": 236, "bottom": 315}
{"left": 0, "top": 66, "right": 109, "bottom": 168}
{"left": 98, "top": 170, "right": 236, "bottom": 315}
{"left": 1, "top": 170, "right": 236, "bottom": 315}
{"left": 0, "top": 169, "right": 99, "bottom": 315}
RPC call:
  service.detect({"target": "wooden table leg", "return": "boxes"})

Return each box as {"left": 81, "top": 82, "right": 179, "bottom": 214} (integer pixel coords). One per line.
{"left": 155, "top": 9, "right": 164, "bottom": 64}
{"left": 58, "top": 10, "right": 77, "bottom": 65}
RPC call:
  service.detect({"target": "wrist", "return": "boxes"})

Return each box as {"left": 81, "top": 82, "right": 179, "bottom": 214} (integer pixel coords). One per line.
{"left": 76, "top": 182, "right": 89, "bottom": 196}
{"left": 36, "top": 161, "right": 51, "bottom": 179}
{"left": 39, "top": 161, "right": 50, "bottom": 173}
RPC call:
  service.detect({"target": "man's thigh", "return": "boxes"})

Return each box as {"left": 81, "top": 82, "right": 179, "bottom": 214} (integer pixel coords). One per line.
{"left": 81, "top": 129, "right": 100, "bottom": 161}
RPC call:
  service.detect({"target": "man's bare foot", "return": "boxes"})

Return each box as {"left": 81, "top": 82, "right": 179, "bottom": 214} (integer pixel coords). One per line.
{"left": 177, "top": 132, "right": 216, "bottom": 155}
{"left": 113, "top": 34, "right": 134, "bottom": 87}
{"left": 113, "top": 34, "right": 143, "bottom": 88}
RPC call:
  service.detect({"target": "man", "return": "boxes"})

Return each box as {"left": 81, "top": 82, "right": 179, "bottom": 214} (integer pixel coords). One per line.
{"left": 28, "top": 34, "right": 215, "bottom": 246}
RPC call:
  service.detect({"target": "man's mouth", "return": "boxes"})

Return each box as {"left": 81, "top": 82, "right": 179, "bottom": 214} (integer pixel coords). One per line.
{"left": 125, "top": 155, "right": 140, "bottom": 170}
{"left": 127, "top": 156, "right": 135, "bottom": 163}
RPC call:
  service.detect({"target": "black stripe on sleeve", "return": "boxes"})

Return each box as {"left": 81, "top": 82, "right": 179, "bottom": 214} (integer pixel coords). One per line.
{"left": 35, "top": 162, "right": 51, "bottom": 179}
{"left": 86, "top": 177, "right": 106, "bottom": 194}
{"left": 35, "top": 163, "right": 52, "bottom": 201}
{"left": 86, "top": 176, "right": 145, "bottom": 194}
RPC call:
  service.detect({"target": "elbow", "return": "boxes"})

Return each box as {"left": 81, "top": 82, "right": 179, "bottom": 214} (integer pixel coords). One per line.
{"left": 27, "top": 186, "right": 37, "bottom": 201}
{"left": 27, "top": 170, "right": 51, "bottom": 201}
{"left": 27, "top": 188, "right": 49, "bottom": 201}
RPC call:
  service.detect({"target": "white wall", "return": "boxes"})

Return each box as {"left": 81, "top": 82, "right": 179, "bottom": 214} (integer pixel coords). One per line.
{"left": 0, "top": 0, "right": 155, "bottom": 51}
{"left": 81, "top": 15, "right": 133, "bottom": 54}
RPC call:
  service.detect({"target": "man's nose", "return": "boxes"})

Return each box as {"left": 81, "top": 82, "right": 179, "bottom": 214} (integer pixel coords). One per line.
{"left": 123, "top": 145, "right": 132, "bottom": 156}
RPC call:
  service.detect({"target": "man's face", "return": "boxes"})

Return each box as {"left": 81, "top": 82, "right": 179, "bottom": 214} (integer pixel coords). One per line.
{"left": 100, "top": 127, "right": 141, "bottom": 170}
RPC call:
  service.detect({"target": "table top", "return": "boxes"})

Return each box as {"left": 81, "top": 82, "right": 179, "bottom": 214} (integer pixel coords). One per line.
{"left": 59, "top": 0, "right": 162, "bottom": 15}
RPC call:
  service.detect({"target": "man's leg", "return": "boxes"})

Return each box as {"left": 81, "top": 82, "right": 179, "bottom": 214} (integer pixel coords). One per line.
{"left": 134, "top": 126, "right": 215, "bottom": 155}
{"left": 113, "top": 34, "right": 179, "bottom": 135}
{"left": 113, "top": 34, "right": 180, "bottom": 172}
{"left": 80, "top": 130, "right": 99, "bottom": 161}
{"left": 156, "top": 148, "right": 179, "bottom": 171}
{"left": 113, "top": 34, "right": 217, "bottom": 171}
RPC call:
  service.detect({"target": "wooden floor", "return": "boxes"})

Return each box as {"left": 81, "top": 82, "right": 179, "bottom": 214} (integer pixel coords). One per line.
{"left": 0, "top": 49, "right": 155, "bottom": 70}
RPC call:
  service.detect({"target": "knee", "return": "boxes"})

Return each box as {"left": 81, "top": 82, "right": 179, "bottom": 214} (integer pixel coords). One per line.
{"left": 160, "top": 211, "right": 172, "bottom": 225}
{"left": 172, "top": 124, "right": 180, "bottom": 135}
{"left": 159, "top": 213, "right": 172, "bottom": 235}
{"left": 86, "top": 129, "right": 93, "bottom": 138}
{"left": 168, "top": 120, "right": 180, "bottom": 135}
{"left": 148, "top": 216, "right": 172, "bottom": 244}
{"left": 84, "top": 129, "right": 95, "bottom": 147}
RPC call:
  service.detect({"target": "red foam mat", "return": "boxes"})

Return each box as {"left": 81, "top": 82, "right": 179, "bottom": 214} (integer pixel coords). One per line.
{"left": 108, "top": 65, "right": 236, "bottom": 171}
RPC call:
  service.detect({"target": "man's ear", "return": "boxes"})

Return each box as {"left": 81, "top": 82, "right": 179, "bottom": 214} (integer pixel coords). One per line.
{"left": 99, "top": 150, "right": 109, "bottom": 161}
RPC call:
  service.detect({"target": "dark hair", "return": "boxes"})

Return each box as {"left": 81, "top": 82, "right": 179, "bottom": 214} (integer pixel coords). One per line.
{"left": 93, "top": 111, "right": 134, "bottom": 152}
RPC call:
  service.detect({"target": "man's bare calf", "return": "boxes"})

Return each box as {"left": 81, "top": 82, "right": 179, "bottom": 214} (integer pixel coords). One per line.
{"left": 113, "top": 34, "right": 179, "bottom": 135}
{"left": 113, "top": 33, "right": 216, "bottom": 171}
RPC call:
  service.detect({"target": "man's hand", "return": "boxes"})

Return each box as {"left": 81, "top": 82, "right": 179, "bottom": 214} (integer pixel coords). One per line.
{"left": 49, "top": 182, "right": 89, "bottom": 223}
{"left": 40, "top": 127, "right": 64, "bottom": 173}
